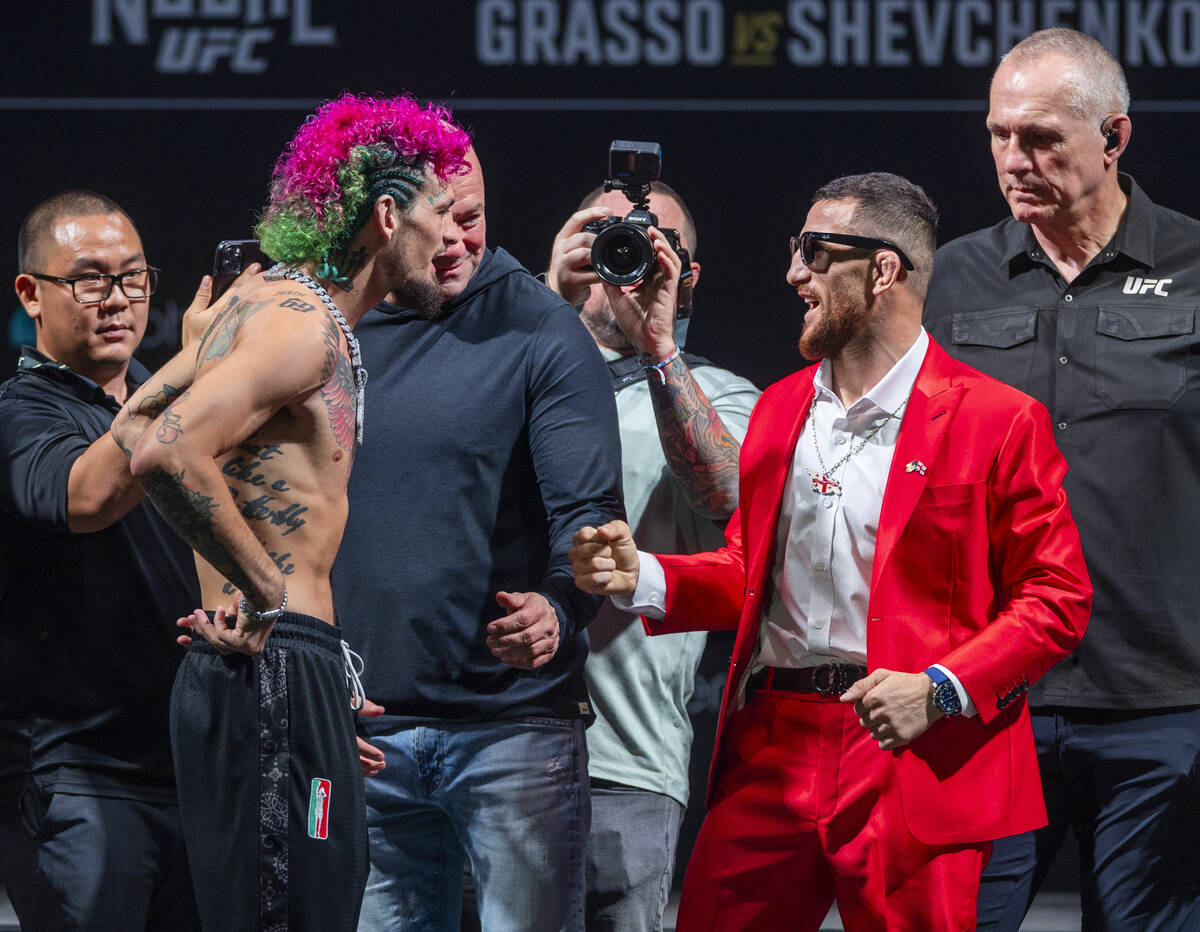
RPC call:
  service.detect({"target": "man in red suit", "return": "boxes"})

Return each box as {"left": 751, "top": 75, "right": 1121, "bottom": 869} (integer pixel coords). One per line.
{"left": 570, "top": 172, "right": 1091, "bottom": 931}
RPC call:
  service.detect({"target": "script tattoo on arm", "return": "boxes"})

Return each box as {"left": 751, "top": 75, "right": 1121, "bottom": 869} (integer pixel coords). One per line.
{"left": 647, "top": 353, "right": 742, "bottom": 520}
{"left": 154, "top": 399, "right": 188, "bottom": 445}
{"left": 144, "top": 467, "right": 262, "bottom": 601}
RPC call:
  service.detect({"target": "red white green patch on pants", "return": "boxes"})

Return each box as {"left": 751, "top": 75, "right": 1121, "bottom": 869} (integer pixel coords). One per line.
{"left": 308, "top": 778, "right": 331, "bottom": 839}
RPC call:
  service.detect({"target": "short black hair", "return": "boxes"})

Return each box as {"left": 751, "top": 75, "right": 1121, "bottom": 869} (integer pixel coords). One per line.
{"left": 811, "top": 172, "right": 938, "bottom": 298}
{"left": 18, "top": 190, "right": 133, "bottom": 272}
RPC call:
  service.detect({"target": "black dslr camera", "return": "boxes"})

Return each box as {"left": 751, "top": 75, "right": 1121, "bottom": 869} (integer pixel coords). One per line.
{"left": 584, "top": 140, "right": 692, "bottom": 315}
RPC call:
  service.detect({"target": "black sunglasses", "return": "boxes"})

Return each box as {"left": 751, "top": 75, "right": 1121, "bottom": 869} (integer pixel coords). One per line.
{"left": 788, "top": 232, "right": 915, "bottom": 271}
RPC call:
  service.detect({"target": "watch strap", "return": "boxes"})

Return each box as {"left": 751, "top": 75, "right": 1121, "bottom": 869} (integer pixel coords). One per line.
{"left": 924, "top": 665, "right": 962, "bottom": 717}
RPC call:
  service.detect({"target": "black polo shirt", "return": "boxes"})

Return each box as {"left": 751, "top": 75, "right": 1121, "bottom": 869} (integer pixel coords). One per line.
{"left": 0, "top": 347, "right": 200, "bottom": 802}
{"left": 924, "top": 175, "right": 1200, "bottom": 710}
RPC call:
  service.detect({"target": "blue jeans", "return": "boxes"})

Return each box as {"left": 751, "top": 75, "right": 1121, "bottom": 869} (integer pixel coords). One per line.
{"left": 586, "top": 782, "right": 685, "bottom": 932}
{"left": 357, "top": 716, "right": 589, "bottom": 932}
{"left": 977, "top": 706, "right": 1200, "bottom": 932}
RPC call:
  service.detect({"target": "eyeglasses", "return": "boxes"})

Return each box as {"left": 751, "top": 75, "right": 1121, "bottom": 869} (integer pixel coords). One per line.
{"left": 788, "top": 232, "right": 914, "bottom": 271}
{"left": 29, "top": 267, "right": 159, "bottom": 304}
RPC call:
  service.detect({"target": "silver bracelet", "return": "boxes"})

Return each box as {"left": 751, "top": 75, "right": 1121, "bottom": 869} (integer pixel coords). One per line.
{"left": 239, "top": 586, "right": 288, "bottom": 623}
{"left": 641, "top": 345, "right": 680, "bottom": 385}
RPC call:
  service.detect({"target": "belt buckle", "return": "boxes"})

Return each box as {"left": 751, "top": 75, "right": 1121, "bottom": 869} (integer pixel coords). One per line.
{"left": 812, "top": 663, "right": 849, "bottom": 695}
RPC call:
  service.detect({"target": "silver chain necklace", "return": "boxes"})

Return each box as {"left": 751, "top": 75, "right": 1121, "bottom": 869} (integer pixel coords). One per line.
{"left": 265, "top": 263, "right": 367, "bottom": 445}
{"left": 807, "top": 394, "right": 907, "bottom": 496}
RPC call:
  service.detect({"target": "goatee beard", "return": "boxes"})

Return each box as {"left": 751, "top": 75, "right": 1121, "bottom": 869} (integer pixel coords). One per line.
{"left": 396, "top": 277, "right": 446, "bottom": 321}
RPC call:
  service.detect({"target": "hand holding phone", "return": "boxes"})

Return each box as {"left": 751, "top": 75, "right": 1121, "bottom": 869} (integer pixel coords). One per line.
{"left": 211, "top": 239, "right": 269, "bottom": 304}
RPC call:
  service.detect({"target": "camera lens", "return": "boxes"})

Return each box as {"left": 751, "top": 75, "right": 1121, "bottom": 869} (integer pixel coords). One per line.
{"left": 220, "top": 247, "right": 242, "bottom": 274}
{"left": 591, "top": 223, "right": 654, "bottom": 287}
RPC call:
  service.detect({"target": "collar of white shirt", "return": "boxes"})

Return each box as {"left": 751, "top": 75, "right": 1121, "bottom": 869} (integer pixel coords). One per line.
{"left": 811, "top": 328, "right": 929, "bottom": 417}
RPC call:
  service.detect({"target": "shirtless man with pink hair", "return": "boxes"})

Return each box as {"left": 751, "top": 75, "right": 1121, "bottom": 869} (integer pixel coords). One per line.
{"left": 112, "top": 92, "right": 470, "bottom": 932}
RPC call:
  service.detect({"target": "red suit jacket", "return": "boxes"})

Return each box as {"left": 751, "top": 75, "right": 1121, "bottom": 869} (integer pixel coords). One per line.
{"left": 646, "top": 338, "right": 1091, "bottom": 846}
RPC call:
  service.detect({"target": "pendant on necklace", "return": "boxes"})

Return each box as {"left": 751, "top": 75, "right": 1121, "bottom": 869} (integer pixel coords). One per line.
{"left": 807, "top": 469, "right": 842, "bottom": 496}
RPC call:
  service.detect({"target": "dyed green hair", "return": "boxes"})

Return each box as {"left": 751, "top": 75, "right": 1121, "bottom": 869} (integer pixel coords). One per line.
{"left": 254, "top": 93, "right": 470, "bottom": 287}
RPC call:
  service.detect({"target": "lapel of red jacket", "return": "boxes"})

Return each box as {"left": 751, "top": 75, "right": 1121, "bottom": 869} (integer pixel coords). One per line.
{"left": 869, "top": 340, "right": 965, "bottom": 598}
{"left": 741, "top": 368, "right": 817, "bottom": 598}
{"left": 721, "top": 367, "right": 817, "bottom": 689}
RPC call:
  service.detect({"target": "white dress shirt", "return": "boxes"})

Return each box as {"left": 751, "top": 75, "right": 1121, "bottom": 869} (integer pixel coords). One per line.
{"left": 621, "top": 329, "right": 975, "bottom": 715}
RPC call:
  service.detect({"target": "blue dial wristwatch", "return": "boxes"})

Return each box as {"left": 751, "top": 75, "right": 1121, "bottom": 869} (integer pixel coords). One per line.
{"left": 924, "top": 666, "right": 962, "bottom": 717}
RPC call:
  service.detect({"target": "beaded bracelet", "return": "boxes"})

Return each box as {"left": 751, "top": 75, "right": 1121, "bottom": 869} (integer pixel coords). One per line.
{"left": 641, "top": 345, "right": 681, "bottom": 385}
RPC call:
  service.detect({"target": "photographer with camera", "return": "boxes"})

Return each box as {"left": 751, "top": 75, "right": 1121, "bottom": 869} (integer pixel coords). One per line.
{"left": 546, "top": 145, "right": 759, "bottom": 931}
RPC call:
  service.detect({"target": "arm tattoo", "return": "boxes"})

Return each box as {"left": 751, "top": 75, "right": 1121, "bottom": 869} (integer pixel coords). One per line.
{"left": 154, "top": 406, "right": 185, "bottom": 444}
{"left": 201, "top": 296, "right": 272, "bottom": 362}
{"left": 151, "top": 390, "right": 190, "bottom": 445}
{"left": 647, "top": 354, "right": 742, "bottom": 520}
{"left": 319, "top": 315, "right": 339, "bottom": 384}
{"left": 144, "top": 468, "right": 263, "bottom": 602}
{"left": 321, "top": 338, "right": 357, "bottom": 453}
{"left": 129, "top": 382, "right": 185, "bottom": 420}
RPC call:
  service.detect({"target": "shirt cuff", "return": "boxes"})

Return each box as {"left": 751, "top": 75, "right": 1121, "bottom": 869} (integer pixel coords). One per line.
{"left": 609, "top": 551, "right": 667, "bottom": 620}
{"left": 931, "top": 663, "right": 977, "bottom": 718}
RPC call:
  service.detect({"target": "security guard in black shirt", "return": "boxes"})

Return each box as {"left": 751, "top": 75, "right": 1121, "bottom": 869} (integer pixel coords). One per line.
{"left": 924, "top": 28, "right": 1200, "bottom": 932}
{"left": 0, "top": 190, "right": 204, "bottom": 930}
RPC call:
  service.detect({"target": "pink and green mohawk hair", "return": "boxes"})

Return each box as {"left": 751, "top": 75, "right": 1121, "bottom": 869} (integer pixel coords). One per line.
{"left": 255, "top": 93, "right": 471, "bottom": 286}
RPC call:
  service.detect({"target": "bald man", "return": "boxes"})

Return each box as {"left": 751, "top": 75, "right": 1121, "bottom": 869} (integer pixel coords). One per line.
{"left": 331, "top": 148, "right": 624, "bottom": 931}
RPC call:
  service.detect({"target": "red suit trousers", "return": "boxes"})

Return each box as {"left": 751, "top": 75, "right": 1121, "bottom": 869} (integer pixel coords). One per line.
{"left": 676, "top": 689, "right": 989, "bottom": 931}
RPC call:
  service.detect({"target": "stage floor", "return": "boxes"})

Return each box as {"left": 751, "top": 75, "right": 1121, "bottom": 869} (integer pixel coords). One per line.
{"left": 661, "top": 891, "right": 1084, "bottom": 931}
{"left": 0, "top": 887, "right": 1083, "bottom": 930}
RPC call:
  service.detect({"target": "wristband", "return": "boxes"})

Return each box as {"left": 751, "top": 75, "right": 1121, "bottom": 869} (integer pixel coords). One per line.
{"left": 641, "top": 345, "right": 681, "bottom": 385}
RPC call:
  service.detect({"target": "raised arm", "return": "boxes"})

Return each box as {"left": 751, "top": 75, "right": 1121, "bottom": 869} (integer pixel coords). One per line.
{"left": 125, "top": 296, "right": 334, "bottom": 628}
{"left": 71, "top": 353, "right": 192, "bottom": 534}
{"left": 99, "top": 274, "right": 254, "bottom": 529}
{"left": 69, "top": 275, "right": 223, "bottom": 532}
{"left": 110, "top": 346, "right": 197, "bottom": 460}
{"left": 601, "top": 228, "right": 744, "bottom": 519}
{"left": 641, "top": 351, "right": 746, "bottom": 519}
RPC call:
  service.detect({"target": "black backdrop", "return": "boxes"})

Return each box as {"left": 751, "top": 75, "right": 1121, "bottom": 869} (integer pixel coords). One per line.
{"left": 5, "top": 0, "right": 1200, "bottom": 899}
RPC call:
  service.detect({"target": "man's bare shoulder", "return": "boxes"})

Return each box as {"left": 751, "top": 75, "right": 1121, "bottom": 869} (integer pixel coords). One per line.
{"left": 198, "top": 280, "right": 338, "bottom": 362}
{"left": 191, "top": 279, "right": 345, "bottom": 408}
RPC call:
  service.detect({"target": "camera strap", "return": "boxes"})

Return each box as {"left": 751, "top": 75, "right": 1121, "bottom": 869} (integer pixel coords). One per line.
{"left": 607, "top": 352, "right": 714, "bottom": 393}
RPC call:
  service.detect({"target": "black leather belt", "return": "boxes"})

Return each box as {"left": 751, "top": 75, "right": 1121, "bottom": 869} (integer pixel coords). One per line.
{"left": 747, "top": 664, "right": 868, "bottom": 697}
